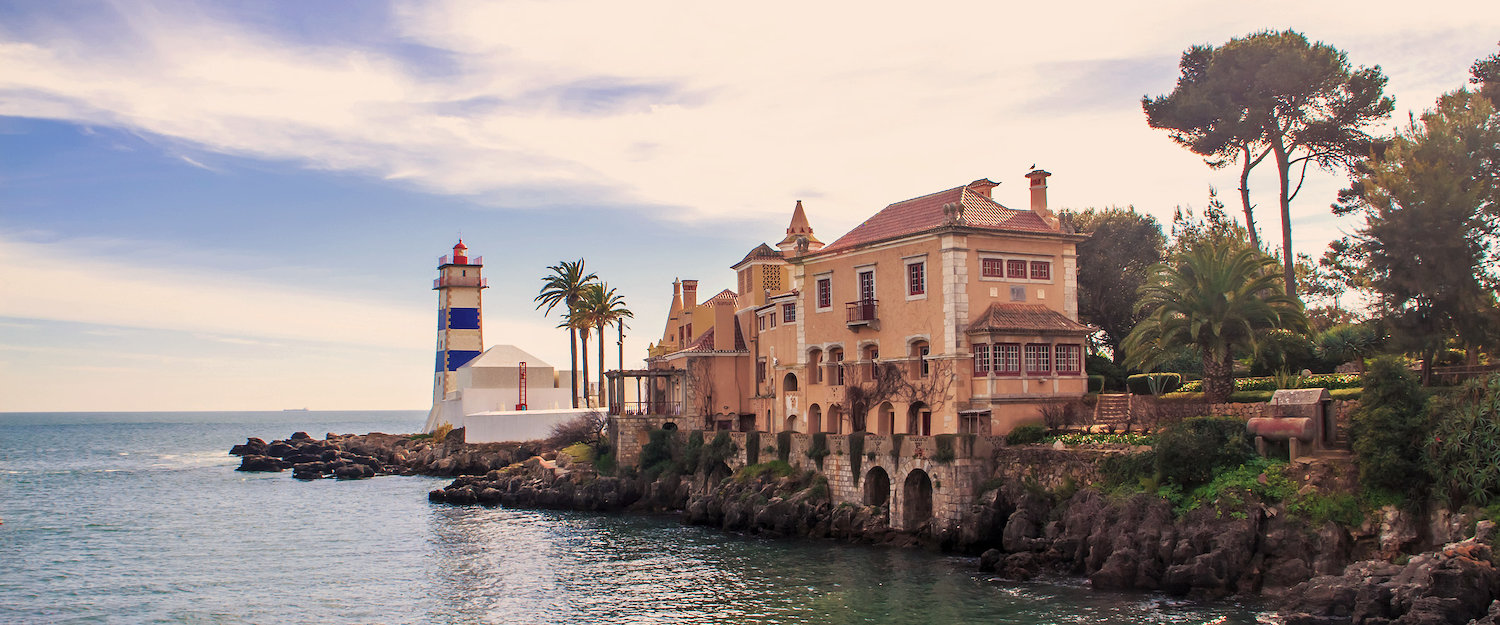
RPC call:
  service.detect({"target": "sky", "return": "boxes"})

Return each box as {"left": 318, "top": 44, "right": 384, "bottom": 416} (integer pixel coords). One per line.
{"left": 1, "top": 0, "right": 1496, "bottom": 412}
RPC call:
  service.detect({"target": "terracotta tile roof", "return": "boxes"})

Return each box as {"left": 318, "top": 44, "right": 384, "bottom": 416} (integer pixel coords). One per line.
{"left": 733, "top": 243, "right": 781, "bottom": 267}
{"left": 968, "top": 303, "right": 1092, "bottom": 335}
{"left": 822, "top": 180, "right": 1053, "bottom": 252}
{"left": 678, "top": 319, "right": 748, "bottom": 352}
{"left": 705, "top": 288, "right": 739, "bottom": 306}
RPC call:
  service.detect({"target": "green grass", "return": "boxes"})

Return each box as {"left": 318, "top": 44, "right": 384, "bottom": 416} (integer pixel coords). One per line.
{"left": 735, "top": 460, "right": 796, "bottom": 482}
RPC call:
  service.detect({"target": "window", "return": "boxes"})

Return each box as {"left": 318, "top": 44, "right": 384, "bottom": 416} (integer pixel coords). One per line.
{"left": 857, "top": 270, "right": 875, "bottom": 302}
{"left": 758, "top": 315, "right": 766, "bottom": 331}
{"left": 1006, "top": 259, "right": 1028, "bottom": 279}
{"left": 863, "top": 345, "right": 879, "bottom": 378}
{"left": 769, "top": 312, "right": 777, "bottom": 328}
{"left": 1030, "top": 261, "right": 1051, "bottom": 281}
{"left": 973, "top": 342, "right": 990, "bottom": 375}
{"left": 1024, "top": 344, "right": 1051, "bottom": 375}
{"left": 1055, "top": 344, "right": 1082, "bottom": 374}
{"left": 782, "top": 302, "right": 796, "bottom": 323}
{"left": 809, "top": 349, "right": 823, "bottom": 384}
{"left": 907, "top": 261, "right": 925, "bottom": 296}
{"left": 830, "top": 349, "right": 845, "bottom": 386}
{"left": 816, "top": 277, "right": 832, "bottom": 309}
{"left": 981, "top": 258, "right": 1004, "bottom": 278}
{"left": 994, "top": 343, "right": 1021, "bottom": 375}
{"left": 757, "top": 359, "right": 767, "bottom": 383}
{"left": 919, "top": 345, "right": 930, "bottom": 378}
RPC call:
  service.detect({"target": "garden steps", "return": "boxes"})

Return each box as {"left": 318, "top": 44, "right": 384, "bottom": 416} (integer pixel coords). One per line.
{"left": 1093, "top": 394, "right": 1132, "bottom": 430}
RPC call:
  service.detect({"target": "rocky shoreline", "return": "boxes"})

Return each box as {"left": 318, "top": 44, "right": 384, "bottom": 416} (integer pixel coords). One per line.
{"left": 229, "top": 429, "right": 539, "bottom": 479}
{"left": 234, "top": 431, "right": 1500, "bottom": 623}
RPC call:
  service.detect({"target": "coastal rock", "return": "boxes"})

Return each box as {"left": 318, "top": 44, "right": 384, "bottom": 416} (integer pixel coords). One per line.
{"left": 235, "top": 455, "right": 285, "bottom": 472}
{"left": 229, "top": 438, "right": 267, "bottom": 456}
{"left": 1280, "top": 522, "right": 1499, "bottom": 625}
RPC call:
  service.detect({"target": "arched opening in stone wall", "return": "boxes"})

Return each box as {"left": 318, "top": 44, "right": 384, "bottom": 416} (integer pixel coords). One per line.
{"left": 906, "top": 402, "right": 931, "bottom": 435}
{"left": 864, "top": 466, "right": 891, "bottom": 507}
{"left": 809, "top": 404, "right": 822, "bottom": 433}
{"left": 903, "top": 469, "right": 933, "bottom": 529}
{"left": 828, "top": 404, "right": 845, "bottom": 434}
{"left": 783, "top": 372, "right": 799, "bottom": 392}
{"left": 661, "top": 422, "right": 678, "bottom": 431}
{"left": 877, "top": 402, "right": 895, "bottom": 435}
{"left": 784, "top": 414, "right": 799, "bottom": 432}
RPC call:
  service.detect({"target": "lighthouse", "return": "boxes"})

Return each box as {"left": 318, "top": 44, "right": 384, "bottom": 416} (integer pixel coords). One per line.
{"left": 423, "top": 240, "right": 487, "bottom": 433}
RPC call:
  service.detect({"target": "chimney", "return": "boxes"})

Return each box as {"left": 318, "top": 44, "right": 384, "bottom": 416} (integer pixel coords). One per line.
{"left": 681, "top": 279, "right": 699, "bottom": 310}
{"left": 713, "top": 298, "right": 735, "bottom": 351}
{"left": 1025, "top": 169, "right": 1059, "bottom": 229}
{"left": 966, "top": 178, "right": 999, "bottom": 198}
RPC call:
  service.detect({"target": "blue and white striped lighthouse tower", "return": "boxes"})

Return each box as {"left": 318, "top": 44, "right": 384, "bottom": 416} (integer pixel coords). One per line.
{"left": 423, "top": 240, "right": 487, "bottom": 432}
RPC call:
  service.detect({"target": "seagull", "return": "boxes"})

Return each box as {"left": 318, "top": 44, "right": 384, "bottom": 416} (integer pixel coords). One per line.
{"left": 1028, "top": 163, "right": 1035, "bottom": 170}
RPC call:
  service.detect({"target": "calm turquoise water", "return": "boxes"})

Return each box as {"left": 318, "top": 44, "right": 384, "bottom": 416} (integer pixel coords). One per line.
{"left": 0, "top": 411, "right": 1272, "bottom": 624}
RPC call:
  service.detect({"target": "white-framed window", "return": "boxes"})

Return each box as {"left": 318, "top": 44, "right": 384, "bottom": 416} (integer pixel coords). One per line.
{"left": 979, "top": 254, "right": 1056, "bottom": 283}
{"left": 1024, "top": 343, "right": 1051, "bottom": 375}
{"left": 815, "top": 276, "right": 832, "bottom": 310}
{"left": 995, "top": 343, "right": 1020, "bottom": 376}
{"left": 1055, "top": 344, "right": 1082, "bottom": 374}
{"left": 782, "top": 302, "right": 796, "bottom": 323}
{"left": 973, "top": 342, "right": 990, "bottom": 376}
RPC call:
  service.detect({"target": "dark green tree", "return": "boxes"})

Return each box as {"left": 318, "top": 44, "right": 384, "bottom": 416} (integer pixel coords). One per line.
{"left": 1334, "top": 90, "right": 1500, "bottom": 382}
{"left": 1122, "top": 239, "right": 1308, "bottom": 403}
{"left": 1145, "top": 30, "right": 1394, "bottom": 297}
{"left": 1351, "top": 356, "right": 1430, "bottom": 499}
{"left": 1061, "top": 207, "right": 1167, "bottom": 363}
{"left": 1472, "top": 41, "right": 1500, "bottom": 107}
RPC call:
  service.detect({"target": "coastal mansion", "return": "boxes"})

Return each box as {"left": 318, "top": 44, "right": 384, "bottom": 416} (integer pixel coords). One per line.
{"left": 625, "top": 170, "right": 1091, "bottom": 438}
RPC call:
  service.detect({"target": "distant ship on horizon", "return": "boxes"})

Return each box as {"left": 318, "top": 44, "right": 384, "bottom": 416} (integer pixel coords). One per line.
{"left": 282, "top": 408, "right": 310, "bottom": 412}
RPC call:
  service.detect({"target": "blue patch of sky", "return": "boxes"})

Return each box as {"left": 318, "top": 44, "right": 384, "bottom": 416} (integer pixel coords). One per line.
{"left": 190, "top": 0, "right": 468, "bottom": 78}
{"left": 0, "top": 116, "right": 762, "bottom": 309}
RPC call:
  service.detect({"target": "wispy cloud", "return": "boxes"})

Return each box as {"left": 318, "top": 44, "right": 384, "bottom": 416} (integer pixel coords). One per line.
{"left": 3, "top": 0, "right": 1493, "bottom": 231}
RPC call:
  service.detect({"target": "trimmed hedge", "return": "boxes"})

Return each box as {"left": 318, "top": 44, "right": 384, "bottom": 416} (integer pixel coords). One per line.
{"left": 1126, "top": 373, "right": 1182, "bottom": 395}
{"left": 1179, "top": 373, "right": 1364, "bottom": 393}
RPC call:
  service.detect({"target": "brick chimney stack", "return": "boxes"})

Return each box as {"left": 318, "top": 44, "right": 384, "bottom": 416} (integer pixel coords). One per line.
{"left": 1026, "top": 169, "right": 1059, "bottom": 229}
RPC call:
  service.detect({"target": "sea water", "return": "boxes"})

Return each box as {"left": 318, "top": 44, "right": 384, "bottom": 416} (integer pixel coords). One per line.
{"left": 0, "top": 411, "right": 1273, "bottom": 624}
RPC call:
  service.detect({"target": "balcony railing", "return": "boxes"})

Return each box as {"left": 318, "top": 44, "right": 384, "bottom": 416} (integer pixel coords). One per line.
{"left": 846, "top": 299, "right": 878, "bottom": 325}
{"left": 437, "top": 255, "right": 484, "bottom": 266}
{"left": 433, "top": 276, "right": 488, "bottom": 288}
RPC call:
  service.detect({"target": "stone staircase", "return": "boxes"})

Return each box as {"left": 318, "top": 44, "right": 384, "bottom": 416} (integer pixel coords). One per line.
{"left": 1092, "top": 393, "right": 1132, "bottom": 431}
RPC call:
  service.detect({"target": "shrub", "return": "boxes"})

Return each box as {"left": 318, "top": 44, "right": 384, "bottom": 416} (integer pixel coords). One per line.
{"left": 639, "top": 429, "right": 676, "bottom": 477}
{"left": 1227, "top": 390, "right": 1274, "bottom": 403}
{"left": 806, "top": 432, "right": 830, "bottom": 470}
{"left": 594, "top": 452, "right": 617, "bottom": 476}
{"left": 547, "top": 411, "right": 606, "bottom": 447}
{"left": 1351, "top": 357, "right": 1431, "bottom": 498}
{"left": 1006, "top": 424, "right": 1048, "bottom": 445}
{"left": 1179, "top": 373, "right": 1365, "bottom": 394}
{"left": 430, "top": 422, "right": 454, "bottom": 444}
{"left": 735, "top": 460, "right": 795, "bottom": 482}
{"left": 1178, "top": 457, "right": 1293, "bottom": 516}
{"left": 1088, "top": 375, "right": 1106, "bottom": 393}
{"left": 1087, "top": 355, "right": 1128, "bottom": 391}
{"left": 1100, "top": 450, "right": 1157, "bottom": 490}
{"left": 1427, "top": 373, "right": 1500, "bottom": 506}
{"left": 1287, "top": 492, "right": 1363, "bottom": 527}
{"left": 1330, "top": 388, "right": 1362, "bottom": 401}
{"left": 776, "top": 431, "right": 793, "bottom": 463}
{"left": 849, "top": 433, "right": 866, "bottom": 483}
{"left": 933, "top": 434, "right": 958, "bottom": 463}
{"left": 1153, "top": 416, "right": 1254, "bottom": 490}
{"left": 1127, "top": 373, "right": 1182, "bottom": 395}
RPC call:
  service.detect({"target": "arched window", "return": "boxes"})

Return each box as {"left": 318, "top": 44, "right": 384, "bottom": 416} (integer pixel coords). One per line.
{"left": 808, "top": 348, "right": 824, "bottom": 384}
{"left": 782, "top": 372, "right": 799, "bottom": 392}
{"left": 909, "top": 340, "right": 930, "bottom": 379}
{"left": 828, "top": 348, "right": 845, "bottom": 386}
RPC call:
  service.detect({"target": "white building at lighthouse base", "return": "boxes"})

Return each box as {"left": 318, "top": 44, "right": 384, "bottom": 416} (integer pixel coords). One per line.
{"left": 424, "top": 344, "right": 588, "bottom": 442}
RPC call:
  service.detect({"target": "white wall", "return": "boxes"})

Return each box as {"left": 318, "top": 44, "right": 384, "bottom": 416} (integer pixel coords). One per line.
{"left": 459, "top": 408, "right": 597, "bottom": 444}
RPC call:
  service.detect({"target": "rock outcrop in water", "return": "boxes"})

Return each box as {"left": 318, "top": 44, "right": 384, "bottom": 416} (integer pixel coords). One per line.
{"left": 229, "top": 428, "right": 539, "bottom": 479}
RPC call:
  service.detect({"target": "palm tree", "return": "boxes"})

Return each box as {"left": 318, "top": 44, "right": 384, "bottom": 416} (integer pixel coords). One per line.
{"left": 579, "top": 282, "right": 632, "bottom": 409}
{"left": 565, "top": 306, "right": 593, "bottom": 407}
{"left": 1122, "top": 240, "right": 1309, "bottom": 403}
{"left": 535, "top": 259, "right": 597, "bottom": 408}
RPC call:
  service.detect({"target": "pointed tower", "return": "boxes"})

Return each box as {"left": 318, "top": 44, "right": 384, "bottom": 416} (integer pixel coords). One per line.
{"left": 424, "top": 240, "right": 487, "bottom": 432}
{"left": 777, "top": 200, "right": 823, "bottom": 257}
